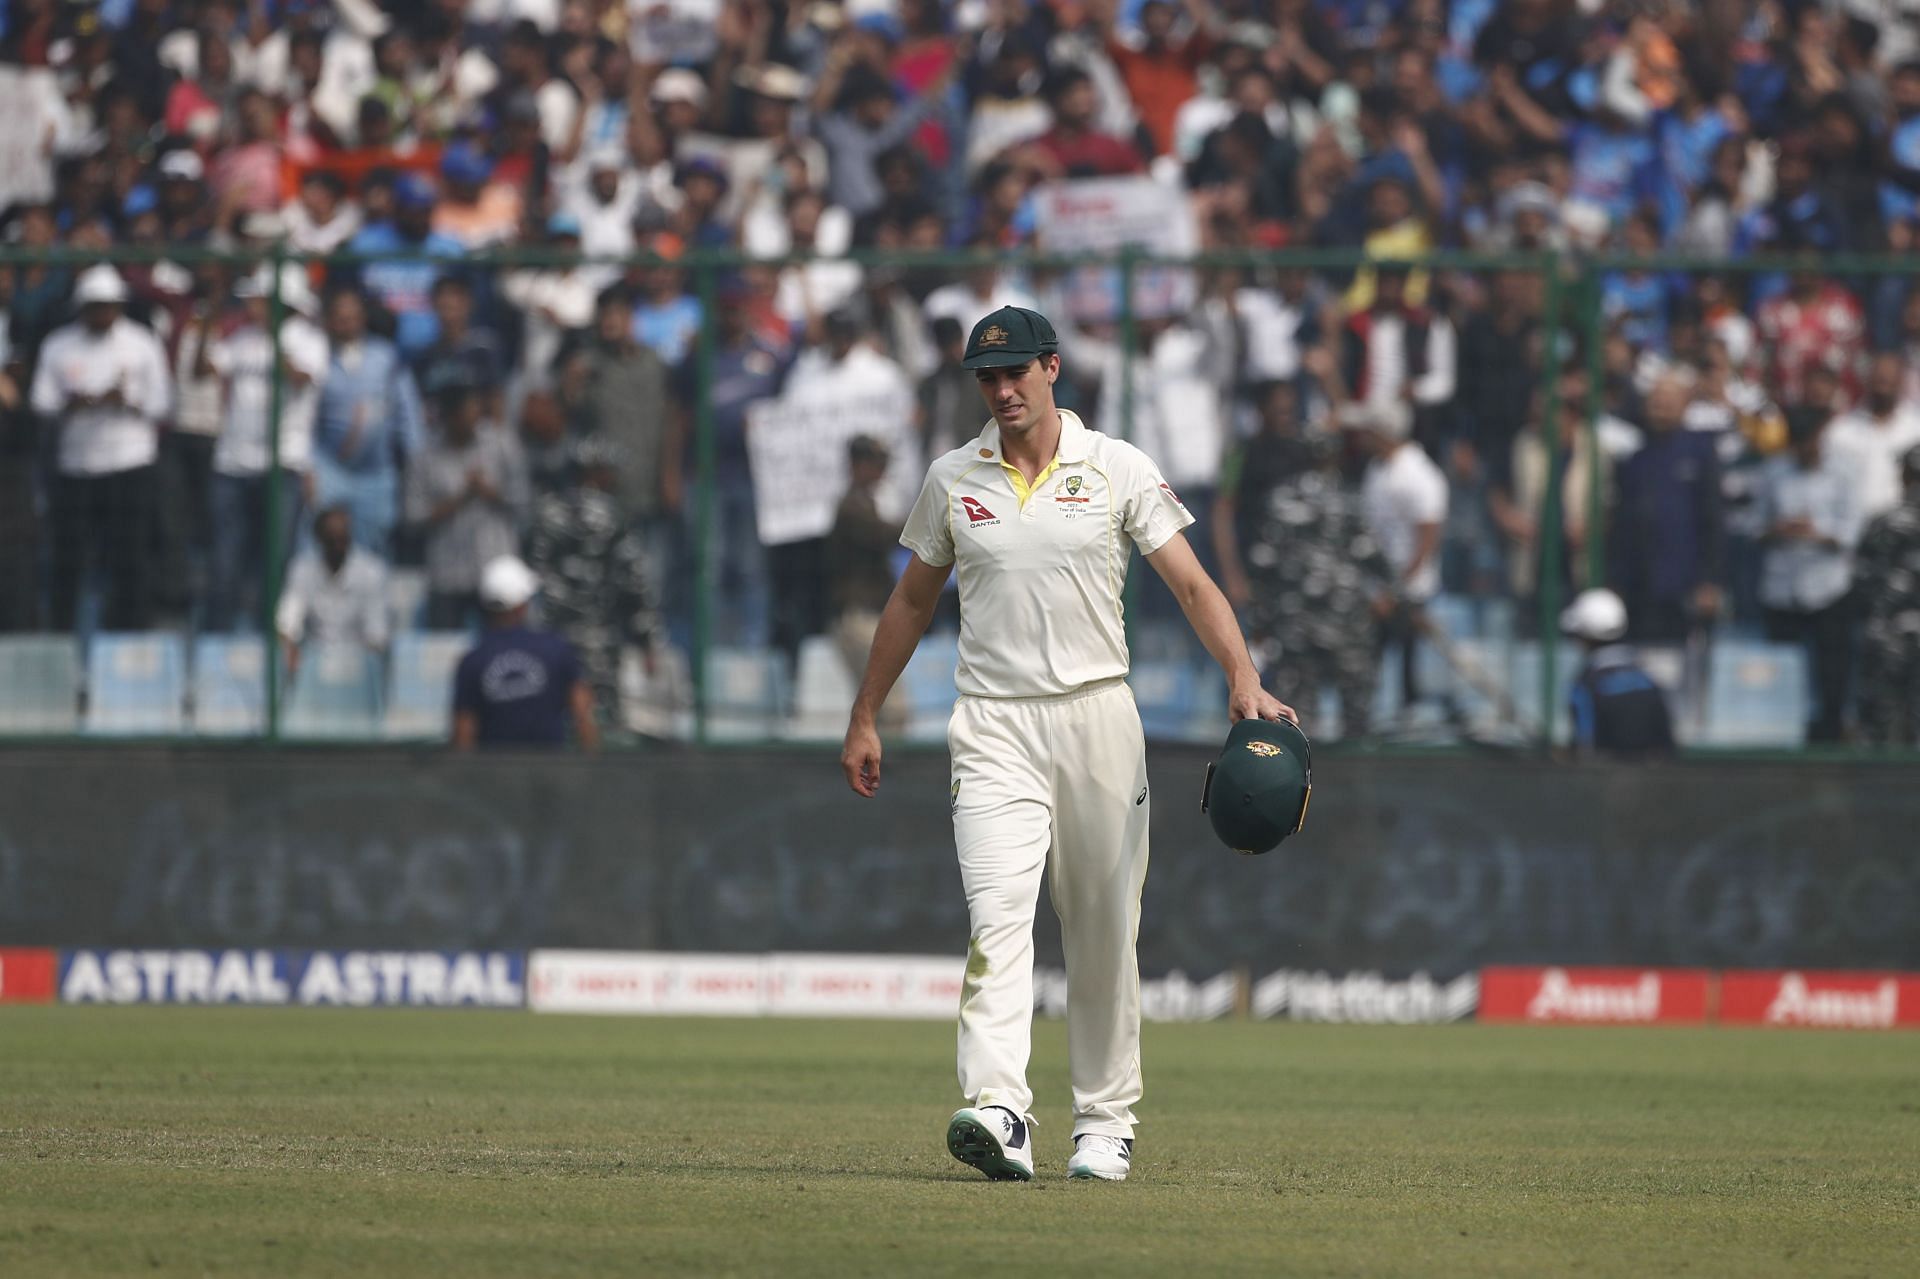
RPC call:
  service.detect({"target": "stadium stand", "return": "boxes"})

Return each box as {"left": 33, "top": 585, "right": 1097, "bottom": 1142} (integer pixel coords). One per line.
{"left": 4, "top": 0, "right": 1920, "bottom": 749}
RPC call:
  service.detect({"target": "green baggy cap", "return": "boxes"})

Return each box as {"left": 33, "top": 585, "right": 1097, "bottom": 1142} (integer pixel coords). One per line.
{"left": 962, "top": 306, "right": 1059, "bottom": 369}
{"left": 1201, "top": 717, "right": 1312, "bottom": 856}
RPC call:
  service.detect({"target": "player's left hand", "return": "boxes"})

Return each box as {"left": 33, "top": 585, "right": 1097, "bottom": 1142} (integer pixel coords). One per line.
{"left": 1229, "top": 680, "right": 1298, "bottom": 726}
{"left": 841, "top": 717, "right": 884, "bottom": 798}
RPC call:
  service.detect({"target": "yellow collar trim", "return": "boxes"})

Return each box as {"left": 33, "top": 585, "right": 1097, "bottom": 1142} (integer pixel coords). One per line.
{"left": 1001, "top": 455, "right": 1062, "bottom": 508}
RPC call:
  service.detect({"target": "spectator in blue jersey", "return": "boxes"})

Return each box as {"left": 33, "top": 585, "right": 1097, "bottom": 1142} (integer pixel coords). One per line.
{"left": 1562, "top": 588, "right": 1675, "bottom": 761}
{"left": 346, "top": 172, "right": 465, "bottom": 360}
{"left": 1880, "top": 63, "right": 1920, "bottom": 251}
{"left": 1566, "top": 107, "right": 1670, "bottom": 234}
{"left": 1599, "top": 210, "right": 1681, "bottom": 352}
{"left": 313, "top": 287, "right": 425, "bottom": 558}
{"left": 452, "top": 556, "right": 599, "bottom": 752}
{"left": 1657, "top": 59, "right": 1744, "bottom": 212}
{"left": 629, "top": 232, "right": 704, "bottom": 366}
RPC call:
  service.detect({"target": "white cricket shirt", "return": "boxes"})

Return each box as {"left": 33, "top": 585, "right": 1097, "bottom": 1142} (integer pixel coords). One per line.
{"left": 900, "top": 409, "right": 1194, "bottom": 699}
{"left": 30, "top": 316, "right": 172, "bottom": 476}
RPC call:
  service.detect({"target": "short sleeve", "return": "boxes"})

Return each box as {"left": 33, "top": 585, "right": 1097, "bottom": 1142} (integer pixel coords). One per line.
{"left": 1118, "top": 445, "right": 1196, "bottom": 555}
{"left": 898, "top": 468, "right": 956, "bottom": 567}
{"left": 1410, "top": 459, "right": 1449, "bottom": 524}
{"left": 452, "top": 651, "right": 482, "bottom": 715}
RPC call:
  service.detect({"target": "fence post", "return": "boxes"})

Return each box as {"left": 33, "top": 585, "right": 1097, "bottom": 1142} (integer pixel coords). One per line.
{"left": 691, "top": 258, "right": 717, "bottom": 747}
{"left": 1579, "top": 265, "right": 1607, "bottom": 591}
{"left": 264, "top": 246, "right": 286, "bottom": 742}
{"left": 1117, "top": 246, "right": 1138, "bottom": 443}
{"left": 1537, "top": 254, "right": 1566, "bottom": 752}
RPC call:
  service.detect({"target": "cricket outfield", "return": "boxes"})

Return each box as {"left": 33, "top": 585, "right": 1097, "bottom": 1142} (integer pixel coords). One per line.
{"left": 1, "top": 1009, "right": 1912, "bottom": 1277}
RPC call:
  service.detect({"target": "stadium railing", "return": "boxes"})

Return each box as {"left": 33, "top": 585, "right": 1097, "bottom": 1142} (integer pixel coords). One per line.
{"left": 0, "top": 242, "right": 1910, "bottom": 758}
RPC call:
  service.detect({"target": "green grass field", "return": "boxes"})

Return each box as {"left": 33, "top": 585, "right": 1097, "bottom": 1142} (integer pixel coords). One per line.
{"left": 0, "top": 1009, "right": 1914, "bottom": 1278}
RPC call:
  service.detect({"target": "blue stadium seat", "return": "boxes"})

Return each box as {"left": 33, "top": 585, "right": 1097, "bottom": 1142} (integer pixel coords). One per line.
{"left": 791, "top": 635, "right": 856, "bottom": 742}
{"left": 703, "top": 647, "right": 791, "bottom": 741}
{"left": 385, "top": 568, "right": 428, "bottom": 634}
{"left": 85, "top": 633, "right": 186, "bottom": 735}
{"left": 0, "top": 635, "right": 81, "bottom": 734}
{"left": 1187, "top": 668, "right": 1228, "bottom": 744}
{"left": 1502, "top": 642, "right": 1580, "bottom": 744}
{"left": 384, "top": 631, "right": 470, "bottom": 739}
{"left": 1700, "top": 641, "right": 1808, "bottom": 747}
{"left": 282, "top": 642, "right": 383, "bottom": 739}
{"left": 621, "top": 641, "right": 694, "bottom": 740}
{"left": 900, "top": 632, "right": 959, "bottom": 742}
{"left": 1424, "top": 593, "right": 1479, "bottom": 643}
{"left": 191, "top": 635, "right": 268, "bottom": 737}
{"left": 1131, "top": 659, "right": 1197, "bottom": 740}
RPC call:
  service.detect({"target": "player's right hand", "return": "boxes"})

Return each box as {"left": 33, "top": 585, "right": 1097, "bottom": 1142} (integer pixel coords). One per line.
{"left": 841, "top": 718, "right": 883, "bottom": 798}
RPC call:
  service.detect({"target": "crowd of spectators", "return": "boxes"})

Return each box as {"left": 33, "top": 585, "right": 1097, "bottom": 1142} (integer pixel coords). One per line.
{"left": 5, "top": 0, "right": 1920, "bottom": 744}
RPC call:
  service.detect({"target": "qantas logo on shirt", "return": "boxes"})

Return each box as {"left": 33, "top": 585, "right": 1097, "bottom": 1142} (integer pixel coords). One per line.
{"left": 960, "top": 496, "right": 999, "bottom": 527}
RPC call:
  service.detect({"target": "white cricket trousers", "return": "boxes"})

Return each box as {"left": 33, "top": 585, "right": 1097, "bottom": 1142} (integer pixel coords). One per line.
{"left": 949, "top": 676, "right": 1150, "bottom": 1138}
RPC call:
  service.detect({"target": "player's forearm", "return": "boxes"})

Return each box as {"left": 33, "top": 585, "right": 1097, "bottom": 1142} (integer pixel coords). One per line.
{"left": 1178, "top": 577, "right": 1261, "bottom": 689}
{"left": 849, "top": 588, "right": 935, "bottom": 724}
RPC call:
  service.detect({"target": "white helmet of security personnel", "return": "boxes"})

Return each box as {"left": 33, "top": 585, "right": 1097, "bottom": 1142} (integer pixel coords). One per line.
{"left": 1560, "top": 588, "right": 1628, "bottom": 644}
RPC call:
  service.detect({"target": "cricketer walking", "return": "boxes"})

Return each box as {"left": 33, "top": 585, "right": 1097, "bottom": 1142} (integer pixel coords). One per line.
{"left": 839, "top": 307, "right": 1297, "bottom": 1182}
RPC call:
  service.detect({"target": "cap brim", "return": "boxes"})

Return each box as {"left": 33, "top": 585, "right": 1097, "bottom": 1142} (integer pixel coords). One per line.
{"left": 962, "top": 349, "right": 1045, "bottom": 369}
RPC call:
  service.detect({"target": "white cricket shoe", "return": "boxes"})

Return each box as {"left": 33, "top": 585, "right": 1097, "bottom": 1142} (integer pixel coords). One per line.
{"left": 1067, "top": 1134, "right": 1132, "bottom": 1181}
{"left": 947, "top": 1106, "right": 1034, "bottom": 1182}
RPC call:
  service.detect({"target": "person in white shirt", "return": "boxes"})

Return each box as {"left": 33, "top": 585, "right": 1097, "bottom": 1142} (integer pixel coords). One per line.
{"left": 1825, "top": 353, "right": 1920, "bottom": 522}
{"left": 500, "top": 215, "right": 603, "bottom": 401}
{"left": 839, "top": 306, "right": 1293, "bottom": 1184}
{"left": 1352, "top": 400, "right": 1449, "bottom": 712}
{"left": 770, "top": 188, "right": 864, "bottom": 334}
{"left": 921, "top": 251, "right": 1042, "bottom": 338}
{"left": 276, "top": 505, "right": 392, "bottom": 676}
{"left": 1757, "top": 408, "right": 1863, "bottom": 743}
{"left": 202, "top": 265, "right": 330, "bottom": 633}
{"left": 559, "top": 146, "right": 642, "bottom": 272}
{"left": 29, "top": 265, "right": 172, "bottom": 630}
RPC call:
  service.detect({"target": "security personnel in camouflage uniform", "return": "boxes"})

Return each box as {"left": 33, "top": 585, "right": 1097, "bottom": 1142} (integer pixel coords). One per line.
{"left": 524, "top": 436, "right": 657, "bottom": 732}
{"left": 1852, "top": 444, "right": 1920, "bottom": 746}
{"left": 1240, "top": 436, "right": 1395, "bottom": 739}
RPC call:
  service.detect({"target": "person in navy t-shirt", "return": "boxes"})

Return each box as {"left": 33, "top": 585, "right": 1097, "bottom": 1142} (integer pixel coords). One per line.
{"left": 451, "top": 556, "right": 599, "bottom": 751}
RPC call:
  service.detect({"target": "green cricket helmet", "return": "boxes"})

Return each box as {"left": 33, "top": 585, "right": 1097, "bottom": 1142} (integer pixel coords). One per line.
{"left": 1201, "top": 717, "right": 1312, "bottom": 855}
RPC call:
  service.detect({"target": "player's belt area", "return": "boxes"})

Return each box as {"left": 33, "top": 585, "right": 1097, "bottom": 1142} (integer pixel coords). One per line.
{"left": 954, "top": 676, "right": 1128, "bottom": 706}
